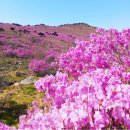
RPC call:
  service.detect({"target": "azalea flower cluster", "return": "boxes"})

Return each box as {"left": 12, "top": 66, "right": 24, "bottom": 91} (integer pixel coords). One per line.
{"left": 28, "top": 59, "right": 49, "bottom": 75}
{"left": 2, "top": 45, "right": 32, "bottom": 58}
{"left": 18, "top": 69, "right": 130, "bottom": 129}
{"left": 58, "top": 28, "right": 130, "bottom": 78}
{"left": 0, "top": 28, "right": 130, "bottom": 129}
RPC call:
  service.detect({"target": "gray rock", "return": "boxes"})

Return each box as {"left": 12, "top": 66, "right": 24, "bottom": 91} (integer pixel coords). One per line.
{"left": 0, "top": 81, "right": 14, "bottom": 87}
{"left": 14, "top": 82, "right": 20, "bottom": 87}
{"left": 19, "top": 76, "right": 36, "bottom": 85}
{"left": 16, "top": 72, "right": 26, "bottom": 77}
{"left": 14, "top": 61, "right": 23, "bottom": 65}
{"left": 0, "top": 66, "right": 10, "bottom": 71}
{"left": 0, "top": 74, "right": 4, "bottom": 79}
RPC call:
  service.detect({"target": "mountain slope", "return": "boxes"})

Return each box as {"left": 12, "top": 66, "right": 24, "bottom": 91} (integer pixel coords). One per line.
{"left": 0, "top": 22, "right": 96, "bottom": 126}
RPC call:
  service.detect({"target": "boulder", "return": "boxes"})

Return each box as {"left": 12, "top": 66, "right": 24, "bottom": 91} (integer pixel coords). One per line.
{"left": 0, "top": 66, "right": 10, "bottom": 71}
{"left": 14, "top": 82, "right": 20, "bottom": 87}
{"left": 0, "top": 81, "right": 14, "bottom": 87}
{"left": 19, "top": 76, "right": 36, "bottom": 85}
{"left": 16, "top": 72, "right": 26, "bottom": 77}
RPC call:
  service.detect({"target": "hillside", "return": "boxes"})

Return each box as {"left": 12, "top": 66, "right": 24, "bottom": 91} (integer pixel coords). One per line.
{"left": 0, "top": 22, "right": 96, "bottom": 81}
{"left": 0, "top": 22, "right": 95, "bottom": 126}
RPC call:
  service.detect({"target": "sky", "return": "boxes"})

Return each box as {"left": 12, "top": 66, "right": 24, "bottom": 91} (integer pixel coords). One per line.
{"left": 0, "top": 0, "right": 130, "bottom": 31}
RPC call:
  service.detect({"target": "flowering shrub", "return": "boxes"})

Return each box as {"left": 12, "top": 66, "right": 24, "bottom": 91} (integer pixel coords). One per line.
{"left": 2, "top": 45, "right": 14, "bottom": 56}
{"left": 19, "top": 69, "right": 130, "bottom": 129}
{"left": 58, "top": 33, "right": 75, "bottom": 42}
{"left": 0, "top": 122, "right": 16, "bottom": 130}
{"left": 0, "top": 28, "right": 130, "bottom": 129}
{"left": 58, "top": 28, "right": 130, "bottom": 78}
{"left": 2, "top": 45, "right": 32, "bottom": 58}
{"left": 13, "top": 48, "right": 32, "bottom": 58}
{"left": 28, "top": 59, "right": 48, "bottom": 75}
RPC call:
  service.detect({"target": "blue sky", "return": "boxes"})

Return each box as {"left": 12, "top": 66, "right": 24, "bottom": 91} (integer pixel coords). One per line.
{"left": 0, "top": 0, "right": 130, "bottom": 30}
